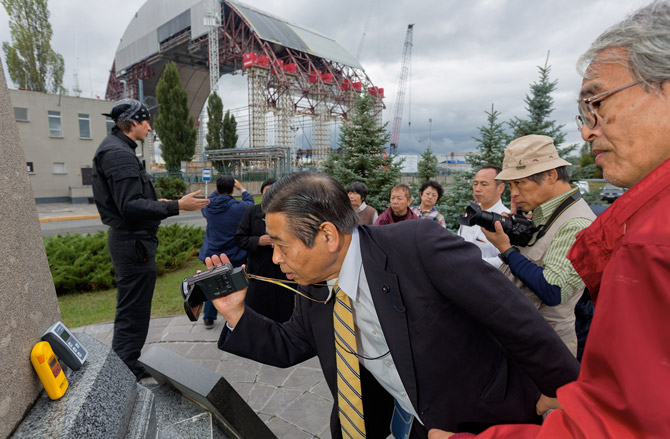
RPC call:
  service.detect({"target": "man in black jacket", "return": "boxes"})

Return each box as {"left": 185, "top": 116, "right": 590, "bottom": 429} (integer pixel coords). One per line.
{"left": 92, "top": 98, "right": 209, "bottom": 380}
{"left": 206, "top": 172, "right": 580, "bottom": 438}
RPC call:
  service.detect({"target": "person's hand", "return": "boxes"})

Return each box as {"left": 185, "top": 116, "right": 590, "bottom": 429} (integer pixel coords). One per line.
{"left": 205, "top": 253, "right": 247, "bottom": 327}
{"left": 481, "top": 220, "right": 512, "bottom": 253}
{"left": 536, "top": 394, "right": 561, "bottom": 416}
{"left": 178, "top": 190, "right": 210, "bottom": 211}
{"left": 258, "top": 234, "right": 273, "bottom": 246}
{"left": 234, "top": 179, "right": 243, "bottom": 191}
{"left": 158, "top": 198, "right": 170, "bottom": 202}
{"left": 428, "top": 429, "right": 455, "bottom": 439}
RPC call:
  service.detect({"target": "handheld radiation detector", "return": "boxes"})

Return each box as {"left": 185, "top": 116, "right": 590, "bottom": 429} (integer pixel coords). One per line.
{"left": 42, "top": 321, "right": 87, "bottom": 370}
{"left": 31, "top": 341, "right": 68, "bottom": 400}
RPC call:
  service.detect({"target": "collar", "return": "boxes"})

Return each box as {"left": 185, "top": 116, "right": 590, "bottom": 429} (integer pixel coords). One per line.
{"left": 356, "top": 202, "right": 368, "bottom": 213}
{"left": 532, "top": 187, "right": 579, "bottom": 226}
{"left": 112, "top": 128, "right": 139, "bottom": 150}
{"left": 327, "top": 229, "right": 361, "bottom": 302}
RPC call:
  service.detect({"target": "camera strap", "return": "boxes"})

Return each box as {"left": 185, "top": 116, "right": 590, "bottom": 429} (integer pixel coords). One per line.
{"left": 528, "top": 191, "right": 582, "bottom": 245}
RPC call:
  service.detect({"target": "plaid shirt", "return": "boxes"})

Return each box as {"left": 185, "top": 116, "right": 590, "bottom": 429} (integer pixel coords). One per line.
{"left": 410, "top": 206, "right": 446, "bottom": 228}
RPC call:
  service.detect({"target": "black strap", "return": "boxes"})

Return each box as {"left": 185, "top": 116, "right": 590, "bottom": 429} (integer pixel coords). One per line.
{"left": 528, "top": 191, "right": 582, "bottom": 246}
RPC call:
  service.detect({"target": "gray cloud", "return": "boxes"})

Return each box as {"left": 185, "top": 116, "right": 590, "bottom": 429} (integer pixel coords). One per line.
{"left": 0, "top": 0, "right": 650, "bottom": 156}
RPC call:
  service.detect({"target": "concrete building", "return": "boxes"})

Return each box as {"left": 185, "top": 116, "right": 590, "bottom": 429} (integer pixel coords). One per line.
{"left": 8, "top": 89, "right": 149, "bottom": 203}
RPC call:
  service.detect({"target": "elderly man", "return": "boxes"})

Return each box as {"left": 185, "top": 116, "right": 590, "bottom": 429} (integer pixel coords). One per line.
{"left": 375, "top": 183, "right": 417, "bottom": 225}
{"left": 206, "top": 172, "right": 579, "bottom": 439}
{"left": 458, "top": 165, "right": 509, "bottom": 267}
{"left": 482, "top": 135, "right": 595, "bottom": 356}
{"left": 435, "top": 2, "right": 670, "bottom": 438}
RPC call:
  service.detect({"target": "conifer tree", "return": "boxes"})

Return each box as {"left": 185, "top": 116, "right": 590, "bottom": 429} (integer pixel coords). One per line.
{"left": 205, "top": 92, "right": 224, "bottom": 173}
{"left": 1, "top": 0, "right": 65, "bottom": 93}
{"left": 440, "top": 170, "right": 475, "bottom": 232}
{"left": 508, "top": 53, "right": 575, "bottom": 156}
{"left": 154, "top": 62, "right": 197, "bottom": 172}
{"left": 322, "top": 92, "right": 400, "bottom": 210}
{"left": 220, "top": 110, "right": 238, "bottom": 173}
{"left": 417, "top": 146, "right": 438, "bottom": 183}
{"left": 470, "top": 104, "right": 507, "bottom": 169}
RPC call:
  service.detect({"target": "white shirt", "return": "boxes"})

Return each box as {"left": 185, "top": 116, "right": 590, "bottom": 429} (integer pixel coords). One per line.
{"left": 329, "top": 228, "right": 421, "bottom": 423}
{"left": 457, "top": 199, "right": 510, "bottom": 268}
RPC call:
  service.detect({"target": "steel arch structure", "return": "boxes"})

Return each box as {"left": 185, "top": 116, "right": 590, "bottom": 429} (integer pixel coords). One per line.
{"left": 105, "top": 0, "right": 384, "bottom": 166}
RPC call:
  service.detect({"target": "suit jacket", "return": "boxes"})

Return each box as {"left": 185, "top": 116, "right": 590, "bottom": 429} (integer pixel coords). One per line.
{"left": 219, "top": 220, "right": 580, "bottom": 437}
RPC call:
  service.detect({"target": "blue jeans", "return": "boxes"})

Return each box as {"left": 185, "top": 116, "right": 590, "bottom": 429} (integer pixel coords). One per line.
{"left": 203, "top": 300, "right": 218, "bottom": 320}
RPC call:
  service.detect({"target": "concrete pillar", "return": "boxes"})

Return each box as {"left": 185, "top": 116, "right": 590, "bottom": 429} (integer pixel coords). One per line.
{"left": 0, "top": 59, "right": 61, "bottom": 436}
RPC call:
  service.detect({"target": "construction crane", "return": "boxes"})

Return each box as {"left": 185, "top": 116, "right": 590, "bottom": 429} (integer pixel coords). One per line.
{"left": 389, "top": 24, "right": 414, "bottom": 155}
{"left": 204, "top": 0, "right": 221, "bottom": 92}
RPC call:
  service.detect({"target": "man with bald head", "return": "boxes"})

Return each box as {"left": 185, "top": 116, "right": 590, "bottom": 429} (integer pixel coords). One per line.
{"left": 434, "top": 2, "right": 670, "bottom": 438}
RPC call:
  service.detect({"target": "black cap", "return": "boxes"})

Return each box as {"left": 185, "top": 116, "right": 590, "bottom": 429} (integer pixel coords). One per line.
{"left": 102, "top": 98, "right": 151, "bottom": 123}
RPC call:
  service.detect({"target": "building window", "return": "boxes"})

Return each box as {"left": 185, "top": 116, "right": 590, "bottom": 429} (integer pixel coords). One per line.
{"left": 27, "top": 162, "right": 34, "bottom": 173}
{"left": 78, "top": 113, "right": 91, "bottom": 139}
{"left": 105, "top": 116, "right": 115, "bottom": 135}
{"left": 14, "top": 107, "right": 29, "bottom": 122}
{"left": 48, "top": 111, "right": 63, "bottom": 137}
{"left": 53, "top": 162, "right": 67, "bottom": 174}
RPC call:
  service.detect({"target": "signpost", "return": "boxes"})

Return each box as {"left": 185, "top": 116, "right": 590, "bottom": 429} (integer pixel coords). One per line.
{"left": 202, "top": 168, "right": 211, "bottom": 195}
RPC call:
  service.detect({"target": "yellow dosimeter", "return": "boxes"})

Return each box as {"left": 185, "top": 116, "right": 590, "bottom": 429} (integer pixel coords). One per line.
{"left": 30, "top": 341, "right": 68, "bottom": 400}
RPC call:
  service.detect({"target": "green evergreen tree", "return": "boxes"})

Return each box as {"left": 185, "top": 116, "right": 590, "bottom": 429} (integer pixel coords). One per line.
{"left": 205, "top": 92, "right": 224, "bottom": 173}
{"left": 439, "top": 171, "right": 475, "bottom": 232}
{"left": 1, "top": 0, "right": 65, "bottom": 93}
{"left": 154, "top": 62, "right": 197, "bottom": 172}
{"left": 508, "top": 53, "right": 575, "bottom": 156}
{"left": 569, "top": 141, "right": 602, "bottom": 180}
{"left": 322, "top": 92, "right": 399, "bottom": 211}
{"left": 417, "top": 146, "right": 438, "bottom": 183}
{"left": 220, "top": 110, "right": 239, "bottom": 173}
{"left": 470, "top": 104, "right": 507, "bottom": 169}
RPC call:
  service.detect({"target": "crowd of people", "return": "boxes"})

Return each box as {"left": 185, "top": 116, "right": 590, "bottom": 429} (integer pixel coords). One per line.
{"left": 93, "top": 1, "right": 670, "bottom": 438}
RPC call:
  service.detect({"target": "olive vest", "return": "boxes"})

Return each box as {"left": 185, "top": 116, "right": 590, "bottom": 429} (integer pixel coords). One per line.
{"left": 500, "top": 198, "right": 595, "bottom": 356}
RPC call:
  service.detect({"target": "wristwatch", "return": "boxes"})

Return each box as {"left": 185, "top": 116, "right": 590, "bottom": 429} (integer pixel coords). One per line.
{"left": 498, "top": 247, "right": 519, "bottom": 265}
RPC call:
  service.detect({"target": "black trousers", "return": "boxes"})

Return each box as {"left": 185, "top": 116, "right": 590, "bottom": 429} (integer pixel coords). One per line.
{"left": 108, "top": 228, "right": 158, "bottom": 380}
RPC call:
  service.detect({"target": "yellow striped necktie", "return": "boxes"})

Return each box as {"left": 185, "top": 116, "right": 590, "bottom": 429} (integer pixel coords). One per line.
{"left": 333, "top": 282, "right": 366, "bottom": 439}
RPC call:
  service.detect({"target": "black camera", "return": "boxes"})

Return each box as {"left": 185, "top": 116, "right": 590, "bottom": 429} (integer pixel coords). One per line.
{"left": 458, "top": 202, "right": 538, "bottom": 247}
{"left": 181, "top": 263, "right": 248, "bottom": 321}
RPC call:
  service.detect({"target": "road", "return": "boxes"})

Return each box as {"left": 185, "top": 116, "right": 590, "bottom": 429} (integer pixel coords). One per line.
{"left": 40, "top": 210, "right": 207, "bottom": 236}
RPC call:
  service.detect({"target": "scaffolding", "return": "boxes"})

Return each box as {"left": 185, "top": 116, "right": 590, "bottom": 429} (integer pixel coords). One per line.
{"left": 248, "top": 66, "right": 269, "bottom": 148}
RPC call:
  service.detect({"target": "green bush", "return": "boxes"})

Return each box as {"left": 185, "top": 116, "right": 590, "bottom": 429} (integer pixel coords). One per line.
{"left": 45, "top": 224, "right": 204, "bottom": 295}
{"left": 154, "top": 176, "right": 187, "bottom": 199}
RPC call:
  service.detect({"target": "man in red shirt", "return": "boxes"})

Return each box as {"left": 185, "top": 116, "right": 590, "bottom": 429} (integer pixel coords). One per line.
{"left": 433, "top": 2, "right": 670, "bottom": 438}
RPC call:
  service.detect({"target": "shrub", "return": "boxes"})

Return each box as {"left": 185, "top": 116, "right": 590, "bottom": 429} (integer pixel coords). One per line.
{"left": 154, "top": 176, "right": 187, "bottom": 200}
{"left": 45, "top": 224, "right": 204, "bottom": 295}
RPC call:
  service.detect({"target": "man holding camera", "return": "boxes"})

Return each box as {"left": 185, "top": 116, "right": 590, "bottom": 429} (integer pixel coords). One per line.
{"left": 458, "top": 165, "right": 509, "bottom": 267}
{"left": 482, "top": 135, "right": 595, "bottom": 356}
{"left": 206, "top": 172, "right": 579, "bottom": 439}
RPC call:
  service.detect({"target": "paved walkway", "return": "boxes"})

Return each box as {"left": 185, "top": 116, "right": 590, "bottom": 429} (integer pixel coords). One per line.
{"left": 77, "top": 316, "right": 333, "bottom": 439}
{"left": 41, "top": 202, "right": 333, "bottom": 438}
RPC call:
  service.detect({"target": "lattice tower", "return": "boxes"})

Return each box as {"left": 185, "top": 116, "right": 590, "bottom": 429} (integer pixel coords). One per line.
{"left": 313, "top": 97, "right": 331, "bottom": 164}
{"left": 275, "top": 77, "right": 295, "bottom": 148}
{"left": 248, "top": 66, "right": 269, "bottom": 148}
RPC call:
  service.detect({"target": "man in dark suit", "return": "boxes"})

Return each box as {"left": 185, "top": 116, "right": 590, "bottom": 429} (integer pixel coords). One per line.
{"left": 207, "top": 172, "right": 579, "bottom": 439}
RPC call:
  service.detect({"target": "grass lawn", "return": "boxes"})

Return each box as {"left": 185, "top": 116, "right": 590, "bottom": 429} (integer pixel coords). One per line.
{"left": 58, "top": 257, "right": 205, "bottom": 329}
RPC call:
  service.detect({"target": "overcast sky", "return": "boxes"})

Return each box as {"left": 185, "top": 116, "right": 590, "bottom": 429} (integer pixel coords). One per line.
{"left": 0, "top": 0, "right": 652, "bottom": 156}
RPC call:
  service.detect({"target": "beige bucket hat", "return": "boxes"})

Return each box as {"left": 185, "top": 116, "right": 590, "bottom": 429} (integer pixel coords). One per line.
{"left": 496, "top": 134, "right": 571, "bottom": 180}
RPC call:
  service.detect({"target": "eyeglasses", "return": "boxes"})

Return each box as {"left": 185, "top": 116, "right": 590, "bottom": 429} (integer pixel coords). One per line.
{"left": 575, "top": 81, "right": 639, "bottom": 131}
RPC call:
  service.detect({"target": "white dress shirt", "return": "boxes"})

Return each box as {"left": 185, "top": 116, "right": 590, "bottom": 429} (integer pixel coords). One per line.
{"left": 329, "top": 228, "right": 421, "bottom": 424}
{"left": 457, "top": 199, "right": 510, "bottom": 268}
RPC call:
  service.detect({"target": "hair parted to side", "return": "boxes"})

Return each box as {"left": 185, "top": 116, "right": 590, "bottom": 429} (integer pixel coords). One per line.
{"left": 346, "top": 181, "right": 368, "bottom": 200}
{"left": 577, "top": 1, "right": 670, "bottom": 92}
{"left": 261, "top": 172, "right": 359, "bottom": 248}
{"left": 419, "top": 180, "right": 444, "bottom": 201}
{"left": 216, "top": 175, "right": 235, "bottom": 194}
